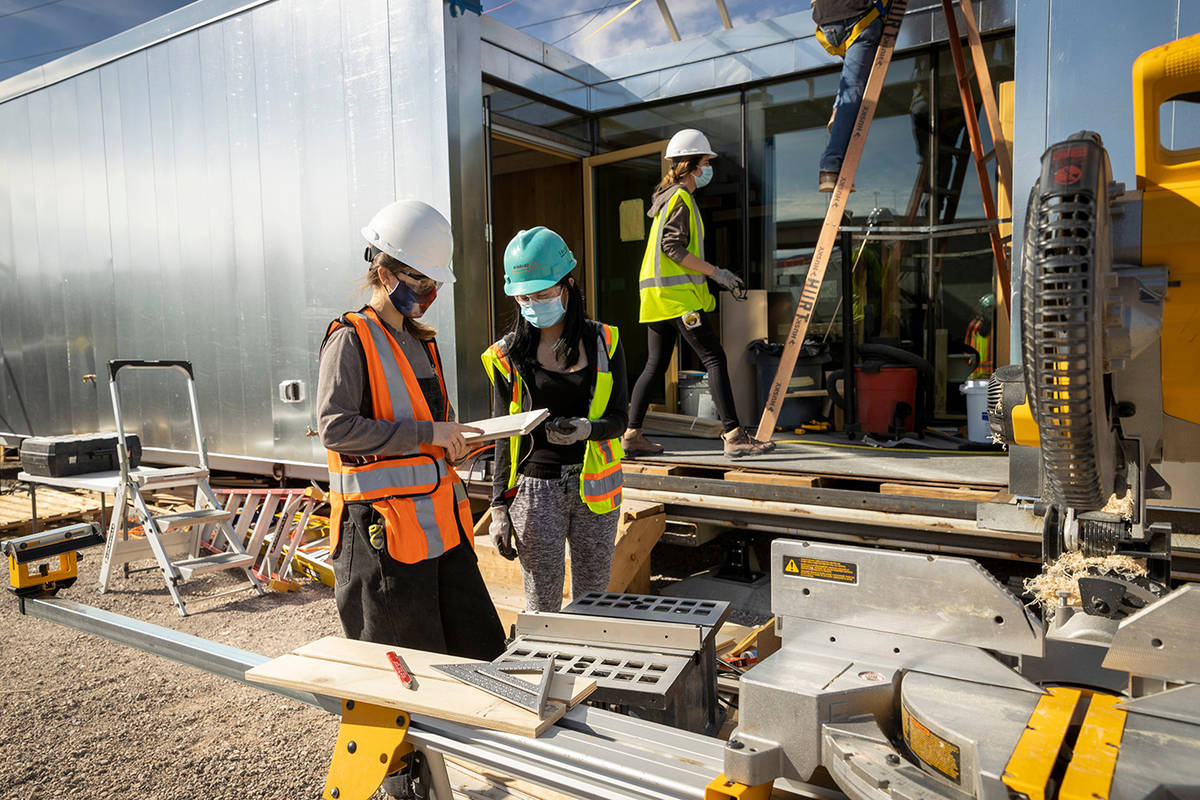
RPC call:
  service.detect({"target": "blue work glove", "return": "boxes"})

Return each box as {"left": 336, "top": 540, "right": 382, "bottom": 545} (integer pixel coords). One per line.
{"left": 489, "top": 505, "right": 517, "bottom": 561}
{"left": 545, "top": 417, "right": 592, "bottom": 445}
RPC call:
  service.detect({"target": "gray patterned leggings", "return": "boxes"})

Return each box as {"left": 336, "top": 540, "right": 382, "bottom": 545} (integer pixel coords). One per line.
{"left": 508, "top": 466, "right": 619, "bottom": 612}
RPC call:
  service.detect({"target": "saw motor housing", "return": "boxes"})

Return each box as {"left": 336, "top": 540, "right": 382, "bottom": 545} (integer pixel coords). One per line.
{"left": 988, "top": 35, "right": 1200, "bottom": 588}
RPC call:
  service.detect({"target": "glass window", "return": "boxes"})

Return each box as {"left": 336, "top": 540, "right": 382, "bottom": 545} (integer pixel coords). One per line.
{"left": 597, "top": 94, "right": 743, "bottom": 274}
{"left": 483, "top": 83, "right": 590, "bottom": 143}
{"left": 745, "top": 55, "right": 931, "bottom": 347}
{"left": 926, "top": 37, "right": 1015, "bottom": 416}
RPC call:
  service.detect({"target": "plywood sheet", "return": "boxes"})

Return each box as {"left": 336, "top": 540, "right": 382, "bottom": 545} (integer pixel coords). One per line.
{"left": 246, "top": 636, "right": 594, "bottom": 737}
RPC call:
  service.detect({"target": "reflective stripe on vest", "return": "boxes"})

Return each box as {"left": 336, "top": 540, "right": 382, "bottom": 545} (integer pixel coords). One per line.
{"left": 481, "top": 325, "right": 623, "bottom": 514}
{"left": 639, "top": 188, "right": 715, "bottom": 323}
{"left": 325, "top": 307, "right": 471, "bottom": 564}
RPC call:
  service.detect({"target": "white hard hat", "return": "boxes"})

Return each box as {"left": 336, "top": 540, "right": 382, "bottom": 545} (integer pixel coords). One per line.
{"left": 361, "top": 200, "right": 456, "bottom": 284}
{"left": 666, "top": 129, "right": 717, "bottom": 160}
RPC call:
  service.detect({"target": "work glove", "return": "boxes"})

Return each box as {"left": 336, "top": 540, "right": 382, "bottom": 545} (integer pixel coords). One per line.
{"left": 710, "top": 267, "right": 744, "bottom": 292}
{"left": 545, "top": 416, "right": 592, "bottom": 445}
{"left": 489, "top": 505, "right": 518, "bottom": 561}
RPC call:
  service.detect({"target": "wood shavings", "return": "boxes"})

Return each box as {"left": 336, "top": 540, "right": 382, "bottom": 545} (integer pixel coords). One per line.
{"left": 1024, "top": 550, "right": 1147, "bottom": 610}
{"left": 1101, "top": 491, "right": 1135, "bottom": 521}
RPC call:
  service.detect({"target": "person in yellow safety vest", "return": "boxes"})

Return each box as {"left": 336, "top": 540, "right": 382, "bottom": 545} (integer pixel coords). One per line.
{"left": 482, "top": 226, "right": 629, "bottom": 613}
{"left": 316, "top": 204, "right": 506, "bottom": 794}
{"left": 622, "top": 129, "right": 776, "bottom": 459}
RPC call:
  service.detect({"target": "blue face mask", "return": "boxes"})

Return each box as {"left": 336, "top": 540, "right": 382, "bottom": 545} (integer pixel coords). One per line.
{"left": 694, "top": 164, "right": 713, "bottom": 189}
{"left": 520, "top": 296, "right": 567, "bottom": 328}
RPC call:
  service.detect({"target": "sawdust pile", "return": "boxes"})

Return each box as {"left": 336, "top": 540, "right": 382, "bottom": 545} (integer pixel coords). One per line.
{"left": 1024, "top": 550, "right": 1147, "bottom": 610}
{"left": 1101, "top": 491, "right": 1136, "bottom": 520}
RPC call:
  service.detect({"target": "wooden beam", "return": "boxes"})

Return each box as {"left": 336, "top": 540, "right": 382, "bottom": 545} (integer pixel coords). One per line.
{"left": 754, "top": 0, "right": 910, "bottom": 440}
{"left": 957, "top": 0, "right": 1012, "bottom": 197}
{"left": 655, "top": 0, "right": 681, "bottom": 40}
{"left": 941, "top": 0, "right": 1011, "bottom": 306}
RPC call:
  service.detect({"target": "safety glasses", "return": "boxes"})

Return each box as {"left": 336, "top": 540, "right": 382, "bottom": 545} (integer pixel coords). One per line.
{"left": 514, "top": 285, "right": 565, "bottom": 306}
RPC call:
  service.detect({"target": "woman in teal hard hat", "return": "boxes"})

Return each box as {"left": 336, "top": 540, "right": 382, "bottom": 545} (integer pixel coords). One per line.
{"left": 482, "top": 227, "right": 629, "bottom": 612}
{"left": 622, "top": 129, "right": 775, "bottom": 458}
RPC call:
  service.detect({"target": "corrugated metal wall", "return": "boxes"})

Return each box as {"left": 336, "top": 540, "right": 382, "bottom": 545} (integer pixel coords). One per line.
{"left": 0, "top": 0, "right": 479, "bottom": 469}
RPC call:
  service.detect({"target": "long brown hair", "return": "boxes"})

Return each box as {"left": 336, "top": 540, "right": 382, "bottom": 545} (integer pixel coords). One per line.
{"left": 654, "top": 155, "right": 703, "bottom": 193}
{"left": 362, "top": 252, "right": 438, "bottom": 341}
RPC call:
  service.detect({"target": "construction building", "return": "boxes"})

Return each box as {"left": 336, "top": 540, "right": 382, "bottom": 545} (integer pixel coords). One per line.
{"left": 2, "top": 1, "right": 1200, "bottom": 798}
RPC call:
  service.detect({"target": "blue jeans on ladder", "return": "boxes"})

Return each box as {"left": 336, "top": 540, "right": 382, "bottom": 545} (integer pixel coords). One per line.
{"left": 819, "top": 13, "right": 884, "bottom": 174}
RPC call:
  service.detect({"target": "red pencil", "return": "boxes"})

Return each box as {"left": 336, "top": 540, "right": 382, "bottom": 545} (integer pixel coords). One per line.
{"left": 386, "top": 650, "right": 417, "bottom": 690}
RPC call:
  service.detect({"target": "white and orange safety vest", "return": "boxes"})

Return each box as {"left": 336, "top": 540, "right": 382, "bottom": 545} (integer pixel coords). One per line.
{"left": 481, "top": 323, "right": 624, "bottom": 514}
{"left": 324, "top": 307, "right": 473, "bottom": 564}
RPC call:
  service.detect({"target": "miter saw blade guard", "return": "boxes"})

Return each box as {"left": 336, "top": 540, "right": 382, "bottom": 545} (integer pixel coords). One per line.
{"left": 1020, "top": 131, "right": 1120, "bottom": 512}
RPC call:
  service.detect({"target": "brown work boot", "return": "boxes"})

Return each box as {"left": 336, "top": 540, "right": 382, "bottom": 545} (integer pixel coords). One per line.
{"left": 818, "top": 171, "right": 856, "bottom": 193}
{"left": 621, "top": 428, "right": 663, "bottom": 456}
{"left": 723, "top": 427, "right": 776, "bottom": 458}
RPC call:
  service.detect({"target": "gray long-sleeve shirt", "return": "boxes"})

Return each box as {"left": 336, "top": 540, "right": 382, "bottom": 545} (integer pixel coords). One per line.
{"left": 317, "top": 313, "right": 449, "bottom": 457}
{"left": 649, "top": 183, "right": 695, "bottom": 264}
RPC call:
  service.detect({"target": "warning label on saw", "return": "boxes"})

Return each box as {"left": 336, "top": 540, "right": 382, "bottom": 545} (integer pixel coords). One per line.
{"left": 901, "top": 703, "right": 961, "bottom": 784}
{"left": 782, "top": 555, "right": 858, "bottom": 584}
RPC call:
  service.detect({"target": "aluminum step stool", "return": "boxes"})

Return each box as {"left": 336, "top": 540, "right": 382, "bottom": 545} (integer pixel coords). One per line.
{"left": 98, "top": 359, "right": 266, "bottom": 615}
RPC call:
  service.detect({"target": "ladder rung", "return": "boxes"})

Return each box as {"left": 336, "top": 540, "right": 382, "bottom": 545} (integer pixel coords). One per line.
{"left": 174, "top": 551, "right": 255, "bottom": 579}
{"left": 154, "top": 508, "right": 234, "bottom": 531}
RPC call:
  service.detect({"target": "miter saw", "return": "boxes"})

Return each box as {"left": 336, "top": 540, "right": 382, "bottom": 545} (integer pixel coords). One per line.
{"left": 706, "top": 35, "right": 1200, "bottom": 800}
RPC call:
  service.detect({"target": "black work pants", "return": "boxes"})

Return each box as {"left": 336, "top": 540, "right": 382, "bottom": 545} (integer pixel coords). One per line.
{"left": 332, "top": 502, "right": 505, "bottom": 661}
{"left": 628, "top": 314, "right": 740, "bottom": 433}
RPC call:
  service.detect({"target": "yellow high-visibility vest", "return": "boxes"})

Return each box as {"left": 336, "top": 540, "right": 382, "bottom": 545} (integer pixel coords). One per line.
{"left": 638, "top": 188, "right": 715, "bottom": 323}
{"left": 481, "top": 324, "right": 624, "bottom": 514}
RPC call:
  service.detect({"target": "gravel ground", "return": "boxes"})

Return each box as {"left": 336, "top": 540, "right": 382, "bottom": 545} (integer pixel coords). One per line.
{"left": 0, "top": 552, "right": 346, "bottom": 800}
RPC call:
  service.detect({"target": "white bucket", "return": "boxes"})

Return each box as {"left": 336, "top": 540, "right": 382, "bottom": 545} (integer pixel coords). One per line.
{"left": 959, "top": 379, "right": 991, "bottom": 443}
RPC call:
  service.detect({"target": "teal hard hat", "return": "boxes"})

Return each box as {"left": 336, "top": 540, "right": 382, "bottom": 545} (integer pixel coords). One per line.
{"left": 502, "top": 227, "right": 577, "bottom": 296}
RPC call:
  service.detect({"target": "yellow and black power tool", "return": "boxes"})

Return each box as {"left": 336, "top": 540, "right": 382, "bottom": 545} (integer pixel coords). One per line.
{"left": 3, "top": 521, "right": 105, "bottom": 596}
{"left": 989, "top": 34, "right": 1200, "bottom": 595}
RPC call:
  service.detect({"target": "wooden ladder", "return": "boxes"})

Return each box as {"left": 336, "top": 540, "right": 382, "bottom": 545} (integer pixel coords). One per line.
{"left": 755, "top": 0, "right": 1012, "bottom": 440}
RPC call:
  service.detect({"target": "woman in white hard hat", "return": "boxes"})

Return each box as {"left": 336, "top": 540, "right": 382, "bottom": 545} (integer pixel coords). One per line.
{"left": 621, "top": 129, "right": 775, "bottom": 459}
{"left": 482, "top": 227, "right": 628, "bottom": 612}
{"left": 317, "top": 199, "right": 505, "bottom": 677}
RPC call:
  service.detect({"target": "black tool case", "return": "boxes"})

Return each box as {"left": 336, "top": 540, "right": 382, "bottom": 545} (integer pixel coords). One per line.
{"left": 19, "top": 432, "right": 142, "bottom": 478}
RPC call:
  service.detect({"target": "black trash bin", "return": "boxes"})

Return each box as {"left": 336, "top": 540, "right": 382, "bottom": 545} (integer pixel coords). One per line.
{"left": 748, "top": 340, "right": 832, "bottom": 430}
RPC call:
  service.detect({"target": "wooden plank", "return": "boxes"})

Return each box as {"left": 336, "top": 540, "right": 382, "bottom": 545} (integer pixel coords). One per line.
{"left": 643, "top": 410, "right": 723, "bottom": 439}
{"left": 620, "top": 462, "right": 684, "bottom": 476}
{"left": 755, "top": 0, "right": 910, "bottom": 440}
{"left": 247, "top": 653, "right": 563, "bottom": 736}
{"left": 878, "top": 482, "right": 998, "bottom": 502}
{"left": 606, "top": 511, "right": 665, "bottom": 593}
{"left": 620, "top": 499, "right": 664, "bottom": 521}
{"left": 290, "top": 636, "right": 596, "bottom": 708}
{"left": 247, "top": 637, "right": 593, "bottom": 737}
{"left": 724, "top": 470, "right": 819, "bottom": 488}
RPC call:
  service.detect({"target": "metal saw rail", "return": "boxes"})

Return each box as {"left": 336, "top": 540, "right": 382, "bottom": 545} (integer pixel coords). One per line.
{"left": 15, "top": 596, "right": 833, "bottom": 800}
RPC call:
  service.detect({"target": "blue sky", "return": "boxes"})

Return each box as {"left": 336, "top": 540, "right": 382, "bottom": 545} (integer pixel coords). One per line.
{"left": 0, "top": 0, "right": 805, "bottom": 83}
{"left": 483, "top": 0, "right": 801, "bottom": 62}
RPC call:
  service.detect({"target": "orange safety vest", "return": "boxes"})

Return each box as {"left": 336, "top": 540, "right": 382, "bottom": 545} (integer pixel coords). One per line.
{"left": 324, "top": 307, "right": 473, "bottom": 564}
